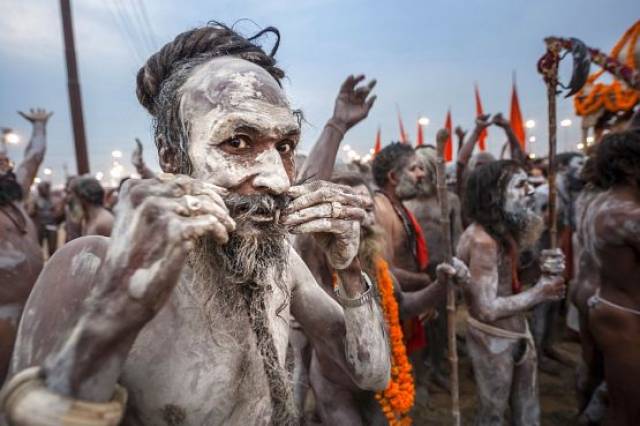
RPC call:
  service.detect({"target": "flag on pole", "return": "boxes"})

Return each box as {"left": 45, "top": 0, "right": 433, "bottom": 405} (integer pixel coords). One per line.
{"left": 416, "top": 119, "right": 424, "bottom": 147}
{"left": 444, "top": 110, "right": 453, "bottom": 162}
{"left": 510, "top": 77, "right": 526, "bottom": 151}
{"left": 397, "top": 108, "right": 408, "bottom": 143}
{"left": 475, "top": 83, "right": 488, "bottom": 151}
{"left": 374, "top": 127, "right": 382, "bottom": 155}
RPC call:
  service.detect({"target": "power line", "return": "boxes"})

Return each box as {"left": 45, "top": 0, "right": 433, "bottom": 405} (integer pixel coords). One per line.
{"left": 133, "top": 0, "right": 158, "bottom": 50}
{"left": 105, "top": 0, "right": 144, "bottom": 63}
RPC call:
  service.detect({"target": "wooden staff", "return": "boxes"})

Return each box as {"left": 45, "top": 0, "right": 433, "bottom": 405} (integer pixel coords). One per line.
{"left": 541, "top": 38, "right": 561, "bottom": 249}
{"left": 435, "top": 128, "right": 460, "bottom": 426}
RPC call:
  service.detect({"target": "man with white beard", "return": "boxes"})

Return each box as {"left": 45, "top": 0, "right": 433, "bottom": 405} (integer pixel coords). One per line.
{"left": 455, "top": 160, "right": 566, "bottom": 426}
{"left": 2, "top": 24, "right": 391, "bottom": 425}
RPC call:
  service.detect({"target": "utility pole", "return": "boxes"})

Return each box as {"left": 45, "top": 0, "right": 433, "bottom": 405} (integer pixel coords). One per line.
{"left": 60, "top": 0, "right": 90, "bottom": 174}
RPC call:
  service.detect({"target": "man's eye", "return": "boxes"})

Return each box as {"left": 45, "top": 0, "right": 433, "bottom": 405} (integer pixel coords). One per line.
{"left": 277, "top": 141, "right": 293, "bottom": 154}
{"left": 225, "top": 137, "right": 250, "bottom": 149}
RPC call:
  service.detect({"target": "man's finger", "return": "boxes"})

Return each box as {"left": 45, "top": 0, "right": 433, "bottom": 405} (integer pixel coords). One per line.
{"left": 285, "top": 187, "right": 370, "bottom": 213}
{"left": 365, "top": 95, "right": 377, "bottom": 111}
{"left": 288, "top": 218, "right": 354, "bottom": 235}
{"left": 281, "top": 203, "right": 365, "bottom": 226}
{"left": 339, "top": 75, "right": 355, "bottom": 93}
{"left": 175, "top": 214, "right": 230, "bottom": 244}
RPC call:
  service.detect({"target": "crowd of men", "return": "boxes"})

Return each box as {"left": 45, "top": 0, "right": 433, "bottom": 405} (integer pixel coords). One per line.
{"left": 0, "top": 22, "right": 638, "bottom": 426}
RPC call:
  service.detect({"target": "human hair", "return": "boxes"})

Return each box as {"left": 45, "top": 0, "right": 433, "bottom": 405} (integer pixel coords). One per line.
{"left": 371, "top": 142, "right": 415, "bottom": 188}
{"left": 556, "top": 152, "right": 583, "bottom": 169}
{"left": 136, "top": 22, "right": 285, "bottom": 174}
{"left": 465, "top": 160, "right": 521, "bottom": 244}
{"left": 593, "top": 129, "right": 640, "bottom": 189}
{"left": 72, "top": 176, "right": 105, "bottom": 206}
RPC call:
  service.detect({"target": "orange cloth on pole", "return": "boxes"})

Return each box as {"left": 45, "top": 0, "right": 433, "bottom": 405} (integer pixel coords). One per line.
{"left": 510, "top": 82, "right": 526, "bottom": 151}
{"left": 416, "top": 120, "right": 424, "bottom": 147}
{"left": 475, "top": 84, "right": 488, "bottom": 151}
{"left": 374, "top": 128, "right": 382, "bottom": 154}
{"left": 444, "top": 110, "right": 453, "bottom": 162}
{"left": 398, "top": 112, "right": 408, "bottom": 143}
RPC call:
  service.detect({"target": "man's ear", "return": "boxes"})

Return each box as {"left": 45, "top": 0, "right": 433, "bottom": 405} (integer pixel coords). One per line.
{"left": 387, "top": 170, "right": 399, "bottom": 186}
{"left": 157, "top": 135, "right": 179, "bottom": 173}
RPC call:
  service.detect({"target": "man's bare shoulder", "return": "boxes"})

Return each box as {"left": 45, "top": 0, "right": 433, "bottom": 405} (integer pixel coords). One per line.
{"left": 592, "top": 188, "right": 640, "bottom": 237}
{"left": 458, "top": 223, "right": 497, "bottom": 260}
{"left": 373, "top": 193, "right": 393, "bottom": 212}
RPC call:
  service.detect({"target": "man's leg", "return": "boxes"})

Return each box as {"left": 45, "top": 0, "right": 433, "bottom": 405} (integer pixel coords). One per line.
{"left": 510, "top": 340, "right": 541, "bottom": 426}
{"left": 466, "top": 327, "right": 514, "bottom": 426}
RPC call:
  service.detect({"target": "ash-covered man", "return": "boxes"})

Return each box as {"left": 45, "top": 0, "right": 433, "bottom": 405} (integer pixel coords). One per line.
{"left": 579, "top": 129, "right": 640, "bottom": 426}
{"left": 65, "top": 176, "right": 114, "bottom": 239}
{"left": 2, "top": 24, "right": 391, "bottom": 425}
{"left": 0, "top": 108, "right": 51, "bottom": 384}
{"left": 404, "top": 145, "right": 463, "bottom": 389}
{"left": 455, "top": 160, "right": 566, "bottom": 426}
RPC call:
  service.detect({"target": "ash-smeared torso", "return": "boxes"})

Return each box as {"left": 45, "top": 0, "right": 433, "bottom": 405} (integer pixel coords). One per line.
{"left": 121, "top": 265, "right": 292, "bottom": 426}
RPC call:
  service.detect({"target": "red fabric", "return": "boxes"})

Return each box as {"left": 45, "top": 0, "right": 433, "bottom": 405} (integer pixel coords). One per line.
{"left": 403, "top": 207, "right": 429, "bottom": 271}
{"left": 398, "top": 112, "right": 408, "bottom": 143}
{"left": 509, "top": 243, "right": 522, "bottom": 294}
{"left": 510, "top": 82, "right": 526, "bottom": 151}
{"left": 416, "top": 120, "right": 424, "bottom": 147}
{"left": 374, "top": 128, "right": 382, "bottom": 154}
{"left": 444, "top": 110, "right": 453, "bottom": 162}
{"left": 475, "top": 84, "right": 488, "bottom": 151}
{"left": 403, "top": 318, "right": 427, "bottom": 354}
{"left": 560, "top": 228, "right": 574, "bottom": 282}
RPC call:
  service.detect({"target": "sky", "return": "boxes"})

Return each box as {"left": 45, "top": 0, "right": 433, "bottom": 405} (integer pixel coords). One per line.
{"left": 0, "top": 0, "right": 637, "bottom": 186}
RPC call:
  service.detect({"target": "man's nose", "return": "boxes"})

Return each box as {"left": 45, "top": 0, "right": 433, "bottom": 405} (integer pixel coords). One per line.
{"left": 415, "top": 168, "right": 426, "bottom": 180}
{"left": 251, "top": 148, "right": 291, "bottom": 195}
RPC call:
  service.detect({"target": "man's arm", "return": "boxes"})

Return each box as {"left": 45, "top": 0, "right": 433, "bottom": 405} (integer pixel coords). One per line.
{"left": 455, "top": 114, "right": 491, "bottom": 195}
{"left": 465, "top": 234, "right": 563, "bottom": 322}
{"left": 290, "top": 248, "right": 390, "bottom": 391}
{"left": 390, "top": 267, "right": 431, "bottom": 292}
{"left": 297, "top": 75, "right": 376, "bottom": 181}
{"left": 15, "top": 108, "right": 53, "bottom": 197}
{"left": 131, "top": 138, "right": 156, "bottom": 179}
{"left": 449, "top": 192, "right": 463, "bottom": 249}
{"left": 492, "top": 113, "right": 527, "bottom": 166}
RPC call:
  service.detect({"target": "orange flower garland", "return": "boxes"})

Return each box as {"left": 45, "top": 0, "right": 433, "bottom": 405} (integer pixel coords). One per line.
{"left": 332, "top": 259, "right": 415, "bottom": 424}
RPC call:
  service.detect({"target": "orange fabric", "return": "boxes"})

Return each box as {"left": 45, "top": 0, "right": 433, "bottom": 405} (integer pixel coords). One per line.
{"left": 475, "top": 84, "right": 488, "bottom": 151}
{"left": 510, "top": 82, "right": 526, "bottom": 151}
{"left": 398, "top": 112, "right": 408, "bottom": 143}
{"left": 444, "top": 110, "right": 453, "bottom": 162}
{"left": 509, "top": 243, "right": 522, "bottom": 294}
{"left": 374, "top": 128, "right": 382, "bottom": 155}
{"left": 416, "top": 120, "right": 424, "bottom": 147}
{"left": 375, "top": 258, "right": 415, "bottom": 425}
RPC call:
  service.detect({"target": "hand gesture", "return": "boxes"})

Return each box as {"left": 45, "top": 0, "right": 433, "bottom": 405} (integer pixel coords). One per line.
{"left": 436, "top": 257, "right": 471, "bottom": 287}
{"left": 18, "top": 108, "right": 53, "bottom": 125}
{"left": 454, "top": 126, "right": 467, "bottom": 141}
{"left": 104, "top": 174, "right": 235, "bottom": 310}
{"left": 476, "top": 113, "right": 492, "bottom": 129}
{"left": 132, "top": 138, "right": 144, "bottom": 169}
{"left": 537, "top": 248, "right": 566, "bottom": 300}
{"left": 281, "top": 181, "right": 370, "bottom": 269}
{"left": 490, "top": 113, "right": 509, "bottom": 128}
{"left": 332, "top": 74, "right": 377, "bottom": 131}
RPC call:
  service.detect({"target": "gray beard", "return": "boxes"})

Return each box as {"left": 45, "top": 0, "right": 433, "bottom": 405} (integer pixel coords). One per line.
{"left": 504, "top": 209, "right": 544, "bottom": 250}
{"left": 187, "top": 194, "right": 297, "bottom": 424}
{"left": 395, "top": 173, "right": 418, "bottom": 200}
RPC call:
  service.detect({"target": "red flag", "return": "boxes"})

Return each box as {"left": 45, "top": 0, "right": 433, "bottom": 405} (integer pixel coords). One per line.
{"left": 444, "top": 110, "right": 453, "bottom": 162}
{"left": 416, "top": 119, "right": 424, "bottom": 147}
{"left": 374, "top": 128, "right": 382, "bottom": 155}
{"left": 475, "top": 84, "right": 487, "bottom": 151}
{"left": 510, "top": 81, "right": 526, "bottom": 151}
{"left": 397, "top": 111, "right": 408, "bottom": 143}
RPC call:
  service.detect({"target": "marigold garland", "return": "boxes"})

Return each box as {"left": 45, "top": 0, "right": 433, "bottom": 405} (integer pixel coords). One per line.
{"left": 332, "top": 259, "right": 415, "bottom": 425}
{"left": 575, "top": 21, "right": 640, "bottom": 116}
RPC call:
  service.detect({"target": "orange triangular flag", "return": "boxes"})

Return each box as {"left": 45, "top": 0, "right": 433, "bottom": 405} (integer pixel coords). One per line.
{"left": 397, "top": 110, "right": 408, "bottom": 143}
{"left": 475, "top": 84, "right": 487, "bottom": 151}
{"left": 374, "top": 128, "right": 382, "bottom": 154}
{"left": 416, "top": 119, "right": 424, "bottom": 147}
{"left": 510, "top": 79, "right": 526, "bottom": 151}
{"left": 444, "top": 110, "right": 453, "bottom": 162}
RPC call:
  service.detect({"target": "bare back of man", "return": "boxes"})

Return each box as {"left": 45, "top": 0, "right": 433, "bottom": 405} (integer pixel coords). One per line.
{"left": 585, "top": 186, "right": 640, "bottom": 426}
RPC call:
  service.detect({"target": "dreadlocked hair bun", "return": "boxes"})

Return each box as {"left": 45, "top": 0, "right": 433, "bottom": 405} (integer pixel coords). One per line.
{"left": 136, "top": 22, "right": 284, "bottom": 116}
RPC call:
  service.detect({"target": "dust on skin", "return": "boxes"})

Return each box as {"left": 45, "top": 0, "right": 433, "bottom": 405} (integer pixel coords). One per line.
{"left": 70, "top": 248, "right": 101, "bottom": 278}
{"left": 6, "top": 56, "right": 390, "bottom": 425}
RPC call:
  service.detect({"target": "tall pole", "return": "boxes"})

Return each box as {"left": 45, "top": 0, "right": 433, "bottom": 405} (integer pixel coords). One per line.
{"left": 60, "top": 0, "right": 90, "bottom": 175}
{"left": 436, "top": 128, "right": 460, "bottom": 426}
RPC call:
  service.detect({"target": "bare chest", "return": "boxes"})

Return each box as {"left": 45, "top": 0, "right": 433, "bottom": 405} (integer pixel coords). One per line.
{"left": 121, "top": 277, "right": 292, "bottom": 426}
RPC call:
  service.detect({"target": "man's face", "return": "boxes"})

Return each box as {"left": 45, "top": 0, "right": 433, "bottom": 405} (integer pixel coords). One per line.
{"left": 180, "top": 57, "right": 300, "bottom": 205}
{"left": 503, "top": 169, "right": 535, "bottom": 221}
{"left": 395, "top": 154, "right": 425, "bottom": 200}
{"left": 567, "top": 155, "right": 585, "bottom": 181}
{"left": 0, "top": 154, "right": 12, "bottom": 175}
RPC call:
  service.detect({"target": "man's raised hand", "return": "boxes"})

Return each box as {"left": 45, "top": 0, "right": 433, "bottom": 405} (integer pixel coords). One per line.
{"left": 18, "top": 108, "right": 53, "bottom": 125}
{"left": 282, "top": 181, "right": 370, "bottom": 269}
{"left": 132, "top": 138, "right": 144, "bottom": 169}
{"left": 332, "top": 74, "right": 377, "bottom": 131}
{"left": 491, "top": 113, "right": 510, "bottom": 128}
{"left": 475, "top": 113, "right": 493, "bottom": 129}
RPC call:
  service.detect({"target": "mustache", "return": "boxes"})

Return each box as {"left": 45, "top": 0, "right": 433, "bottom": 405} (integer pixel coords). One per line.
{"left": 224, "top": 193, "right": 291, "bottom": 221}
